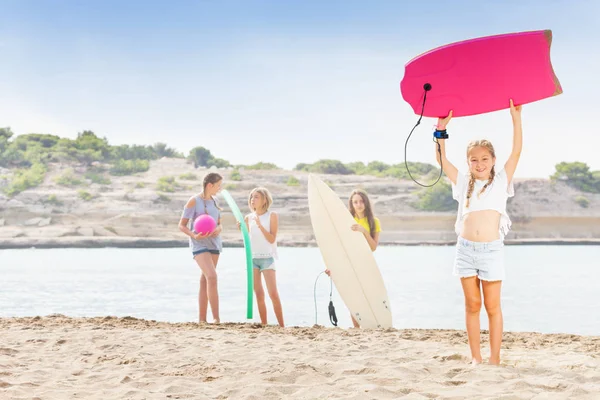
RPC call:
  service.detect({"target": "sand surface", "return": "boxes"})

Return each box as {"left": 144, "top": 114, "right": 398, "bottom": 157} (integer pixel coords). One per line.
{"left": 1, "top": 316, "right": 599, "bottom": 399}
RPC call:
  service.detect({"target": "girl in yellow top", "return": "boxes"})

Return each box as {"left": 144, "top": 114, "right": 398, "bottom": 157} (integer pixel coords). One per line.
{"left": 348, "top": 189, "right": 381, "bottom": 251}
{"left": 325, "top": 188, "right": 381, "bottom": 327}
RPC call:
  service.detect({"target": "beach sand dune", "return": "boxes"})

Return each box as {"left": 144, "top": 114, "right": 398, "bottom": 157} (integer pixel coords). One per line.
{"left": 1, "top": 316, "right": 599, "bottom": 399}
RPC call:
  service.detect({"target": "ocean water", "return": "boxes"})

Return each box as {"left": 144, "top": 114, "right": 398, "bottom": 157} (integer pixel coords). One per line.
{"left": 1, "top": 246, "right": 599, "bottom": 335}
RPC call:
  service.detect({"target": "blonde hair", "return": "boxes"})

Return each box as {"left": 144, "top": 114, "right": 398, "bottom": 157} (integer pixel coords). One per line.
{"left": 465, "top": 140, "right": 496, "bottom": 208}
{"left": 248, "top": 187, "right": 273, "bottom": 213}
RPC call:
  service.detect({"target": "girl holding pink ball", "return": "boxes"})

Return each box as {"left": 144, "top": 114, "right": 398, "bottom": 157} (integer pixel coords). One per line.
{"left": 178, "top": 172, "right": 224, "bottom": 324}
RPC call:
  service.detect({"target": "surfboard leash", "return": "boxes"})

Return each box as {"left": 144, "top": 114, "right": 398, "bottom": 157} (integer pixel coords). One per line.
{"left": 328, "top": 277, "right": 338, "bottom": 327}
{"left": 313, "top": 271, "right": 338, "bottom": 327}
{"left": 404, "top": 83, "right": 446, "bottom": 188}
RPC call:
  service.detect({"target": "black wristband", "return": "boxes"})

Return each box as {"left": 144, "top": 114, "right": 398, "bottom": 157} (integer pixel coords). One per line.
{"left": 433, "top": 129, "right": 449, "bottom": 139}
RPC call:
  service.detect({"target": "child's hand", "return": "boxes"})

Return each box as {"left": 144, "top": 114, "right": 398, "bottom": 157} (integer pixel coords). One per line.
{"left": 254, "top": 216, "right": 263, "bottom": 228}
{"left": 437, "top": 110, "right": 453, "bottom": 130}
{"left": 194, "top": 232, "right": 210, "bottom": 240}
{"left": 509, "top": 99, "right": 522, "bottom": 119}
{"left": 236, "top": 221, "right": 241, "bottom": 230}
{"left": 209, "top": 226, "right": 221, "bottom": 238}
{"left": 324, "top": 269, "right": 331, "bottom": 276}
{"left": 351, "top": 224, "right": 367, "bottom": 234}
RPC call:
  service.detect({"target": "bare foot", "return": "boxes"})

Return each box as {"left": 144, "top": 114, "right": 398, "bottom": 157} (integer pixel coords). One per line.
{"left": 199, "top": 320, "right": 207, "bottom": 324}
{"left": 212, "top": 319, "right": 220, "bottom": 324}
{"left": 471, "top": 358, "right": 482, "bottom": 366}
{"left": 488, "top": 357, "right": 500, "bottom": 366}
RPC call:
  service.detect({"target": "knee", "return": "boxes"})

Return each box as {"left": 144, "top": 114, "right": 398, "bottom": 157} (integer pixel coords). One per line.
{"left": 267, "top": 288, "right": 280, "bottom": 302}
{"left": 254, "top": 287, "right": 265, "bottom": 300}
{"left": 204, "top": 272, "right": 218, "bottom": 284}
{"left": 465, "top": 297, "right": 482, "bottom": 314}
{"left": 484, "top": 301, "right": 501, "bottom": 316}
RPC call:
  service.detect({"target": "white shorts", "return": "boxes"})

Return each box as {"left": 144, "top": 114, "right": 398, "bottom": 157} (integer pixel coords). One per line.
{"left": 453, "top": 237, "right": 505, "bottom": 281}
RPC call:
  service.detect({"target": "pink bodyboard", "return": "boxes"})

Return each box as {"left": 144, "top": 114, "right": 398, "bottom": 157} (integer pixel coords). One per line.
{"left": 400, "top": 30, "right": 563, "bottom": 118}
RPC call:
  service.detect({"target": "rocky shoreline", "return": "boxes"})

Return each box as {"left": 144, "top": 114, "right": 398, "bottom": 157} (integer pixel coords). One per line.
{"left": 3, "top": 158, "right": 600, "bottom": 249}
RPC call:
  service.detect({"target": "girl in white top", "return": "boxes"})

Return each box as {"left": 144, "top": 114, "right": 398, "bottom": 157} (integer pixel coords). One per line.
{"left": 435, "top": 100, "right": 523, "bottom": 366}
{"left": 242, "top": 187, "right": 284, "bottom": 327}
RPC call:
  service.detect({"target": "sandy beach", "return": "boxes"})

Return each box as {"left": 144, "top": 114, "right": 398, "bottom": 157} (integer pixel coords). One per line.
{"left": 1, "top": 316, "right": 598, "bottom": 399}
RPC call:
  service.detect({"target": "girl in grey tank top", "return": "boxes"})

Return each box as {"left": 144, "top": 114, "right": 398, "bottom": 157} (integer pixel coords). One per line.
{"left": 178, "top": 172, "right": 224, "bottom": 324}
{"left": 181, "top": 194, "right": 223, "bottom": 253}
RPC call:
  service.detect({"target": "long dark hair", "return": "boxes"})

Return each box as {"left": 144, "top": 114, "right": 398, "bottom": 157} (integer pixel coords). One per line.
{"left": 348, "top": 189, "right": 376, "bottom": 239}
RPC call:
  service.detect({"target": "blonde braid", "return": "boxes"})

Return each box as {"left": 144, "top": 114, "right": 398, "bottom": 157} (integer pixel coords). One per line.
{"left": 465, "top": 173, "right": 476, "bottom": 208}
{"left": 478, "top": 165, "right": 496, "bottom": 198}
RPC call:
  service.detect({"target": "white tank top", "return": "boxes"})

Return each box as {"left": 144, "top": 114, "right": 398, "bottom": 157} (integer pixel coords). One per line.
{"left": 248, "top": 211, "right": 278, "bottom": 259}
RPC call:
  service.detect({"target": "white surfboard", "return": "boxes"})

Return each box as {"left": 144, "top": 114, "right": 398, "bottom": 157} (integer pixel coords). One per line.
{"left": 308, "top": 174, "right": 392, "bottom": 328}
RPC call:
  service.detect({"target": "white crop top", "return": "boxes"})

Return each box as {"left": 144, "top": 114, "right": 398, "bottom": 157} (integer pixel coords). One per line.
{"left": 452, "top": 168, "right": 515, "bottom": 237}
{"left": 248, "top": 211, "right": 278, "bottom": 259}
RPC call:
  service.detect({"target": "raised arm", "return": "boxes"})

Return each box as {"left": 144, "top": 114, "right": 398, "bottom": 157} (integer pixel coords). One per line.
{"left": 504, "top": 99, "right": 522, "bottom": 182}
{"left": 435, "top": 111, "right": 458, "bottom": 185}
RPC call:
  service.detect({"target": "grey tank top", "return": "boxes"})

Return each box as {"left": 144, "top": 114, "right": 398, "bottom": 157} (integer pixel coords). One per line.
{"left": 181, "top": 194, "right": 222, "bottom": 252}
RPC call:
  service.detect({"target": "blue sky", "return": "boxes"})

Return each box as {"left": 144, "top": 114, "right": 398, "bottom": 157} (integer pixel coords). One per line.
{"left": 1, "top": 0, "right": 598, "bottom": 177}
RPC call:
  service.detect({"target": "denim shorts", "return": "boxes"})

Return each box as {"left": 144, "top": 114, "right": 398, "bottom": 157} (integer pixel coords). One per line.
{"left": 252, "top": 257, "right": 276, "bottom": 272}
{"left": 192, "top": 249, "right": 220, "bottom": 258}
{"left": 453, "top": 237, "right": 505, "bottom": 281}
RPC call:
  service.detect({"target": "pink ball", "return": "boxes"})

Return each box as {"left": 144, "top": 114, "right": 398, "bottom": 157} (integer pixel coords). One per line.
{"left": 194, "top": 214, "right": 216, "bottom": 235}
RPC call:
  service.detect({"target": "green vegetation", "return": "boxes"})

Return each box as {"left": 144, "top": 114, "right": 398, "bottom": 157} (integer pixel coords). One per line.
{"left": 44, "top": 194, "right": 63, "bottom": 206}
{"left": 4, "top": 125, "right": 598, "bottom": 209}
{"left": 295, "top": 159, "right": 353, "bottom": 175}
{"left": 241, "top": 162, "right": 280, "bottom": 170}
{"left": 575, "top": 195, "right": 590, "bottom": 208}
{"left": 230, "top": 169, "right": 242, "bottom": 181}
{"left": 551, "top": 162, "right": 600, "bottom": 193}
{"left": 286, "top": 176, "right": 300, "bottom": 186}
{"left": 294, "top": 159, "right": 437, "bottom": 180}
{"left": 109, "top": 159, "right": 150, "bottom": 176}
{"left": 156, "top": 176, "right": 182, "bottom": 193}
{"left": 2, "top": 163, "right": 47, "bottom": 196}
{"left": 188, "top": 146, "right": 230, "bottom": 168}
{"left": 54, "top": 169, "right": 85, "bottom": 187}
{"left": 84, "top": 171, "right": 111, "bottom": 185}
{"left": 155, "top": 194, "right": 171, "bottom": 203}
{"left": 179, "top": 172, "right": 198, "bottom": 180}
{"left": 412, "top": 180, "right": 456, "bottom": 212}
{"left": 78, "top": 190, "right": 93, "bottom": 201}
{"left": 0, "top": 128, "right": 180, "bottom": 194}
{"left": 0, "top": 129, "right": 181, "bottom": 169}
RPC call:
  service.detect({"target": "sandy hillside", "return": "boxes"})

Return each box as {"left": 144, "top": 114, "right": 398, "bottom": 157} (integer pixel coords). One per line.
{"left": 2, "top": 158, "right": 600, "bottom": 247}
